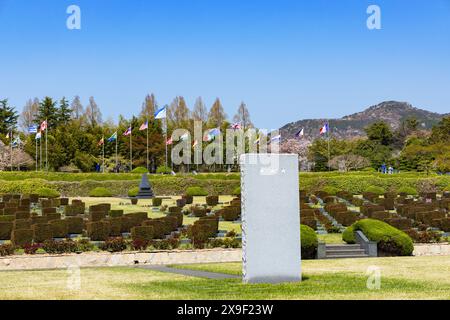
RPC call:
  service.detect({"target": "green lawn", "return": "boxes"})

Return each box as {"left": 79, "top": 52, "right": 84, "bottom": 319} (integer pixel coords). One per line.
{"left": 0, "top": 256, "right": 448, "bottom": 300}
{"left": 317, "top": 233, "right": 345, "bottom": 244}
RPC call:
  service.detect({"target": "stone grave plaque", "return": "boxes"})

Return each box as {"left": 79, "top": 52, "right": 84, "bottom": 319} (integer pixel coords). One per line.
{"left": 240, "top": 153, "right": 301, "bottom": 283}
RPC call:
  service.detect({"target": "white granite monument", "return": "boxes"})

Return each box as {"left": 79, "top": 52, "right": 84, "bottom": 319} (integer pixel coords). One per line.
{"left": 240, "top": 153, "right": 301, "bottom": 284}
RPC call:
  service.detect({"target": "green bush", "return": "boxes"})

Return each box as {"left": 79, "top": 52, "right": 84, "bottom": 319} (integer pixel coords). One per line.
{"left": 152, "top": 198, "right": 163, "bottom": 206}
{"left": 32, "top": 223, "right": 53, "bottom": 243}
{"left": 342, "top": 226, "right": 356, "bottom": 244}
{"left": 131, "top": 226, "right": 154, "bottom": 241}
{"left": 300, "top": 224, "right": 318, "bottom": 259}
{"left": 131, "top": 167, "right": 148, "bottom": 174}
{"left": 442, "top": 185, "right": 450, "bottom": 192}
{"left": 0, "top": 222, "right": 13, "bottom": 240}
{"left": 321, "top": 186, "right": 341, "bottom": 196}
{"left": 100, "top": 237, "right": 127, "bottom": 252}
{"left": 346, "top": 219, "right": 414, "bottom": 256}
{"left": 86, "top": 221, "right": 111, "bottom": 241}
{"left": 89, "top": 187, "right": 113, "bottom": 197}
{"left": 36, "top": 187, "right": 60, "bottom": 198}
{"left": 397, "top": 186, "right": 418, "bottom": 195}
{"left": 186, "top": 186, "right": 208, "bottom": 196}
{"left": 365, "top": 186, "right": 385, "bottom": 195}
{"left": 42, "top": 239, "right": 78, "bottom": 254}
{"left": 127, "top": 187, "right": 140, "bottom": 197}
{"left": 156, "top": 166, "right": 172, "bottom": 174}
{"left": 11, "top": 229, "right": 33, "bottom": 247}
{"left": 232, "top": 186, "right": 241, "bottom": 196}
{"left": 49, "top": 220, "right": 69, "bottom": 238}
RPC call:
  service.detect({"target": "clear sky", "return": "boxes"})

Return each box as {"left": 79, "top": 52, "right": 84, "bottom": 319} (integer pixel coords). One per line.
{"left": 1, "top": 0, "right": 449, "bottom": 129}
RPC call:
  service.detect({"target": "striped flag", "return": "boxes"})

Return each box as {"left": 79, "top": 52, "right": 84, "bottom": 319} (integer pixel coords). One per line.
{"left": 230, "top": 122, "right": 241, "bottom": 130}
{"left": 270, "top": 134, "right": 281, "bottom": 143}
{"left": 123, "top": 127, "right": 132, "bottom": 136}
{"left": 139, "top": 121, "right": 148, "bottom": 131}
{"left": 28, "top": 125, "right": 38, "bottom": 134}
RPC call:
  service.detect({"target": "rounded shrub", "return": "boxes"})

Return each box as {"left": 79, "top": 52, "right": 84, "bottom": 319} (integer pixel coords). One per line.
{"left": 346, "top": 219, "right": 414, "bottom": 256}
{"left": 443, "top": 185, "right": 450, "bottom": 192}
{"left": 365, "top": 186, "right": 385, "bottom": 195}
{"left": 89, "top": 187, "right": 113, "bottom": 197}
{"left": 342, "top": 225, "right": 356, "bottom": 244}
{"left": 131, "top": 167, "right": 148, "bottom": 174}
{"left": 36, "top": 187, "right": 60, "bottom": 198}
{"left": 396, "top": 186, "right": 418, "bottom": 196}
{"left": 321, "top": 186, "right": 341, "bottom": 196}
{"left": 156, "top": 165, "right": 172, "bottom": 174}
{"left": 300, "top": 224, "right": 318, "bottom": 259}
{"left": 128, "top": 187, "right": 140, "bottom": 197}
{"left": 232, "top": 186, "right": 241, "bottom": 196}
{"left": 186, "top": 186, "right": 208, "bottom": 197}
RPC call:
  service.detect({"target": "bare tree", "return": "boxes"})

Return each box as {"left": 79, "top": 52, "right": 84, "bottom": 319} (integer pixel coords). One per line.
{"left": 328, "top": 154, "right": 370, "bottom": 172}
{"left": 233, "top": 101, "right": 253, "bottom": 130}
{"left": 71, "top": 95, "right": 84, "bottom": 119}
{"left": 20, "top": 98, "right": 39, "bottom": 131}
{"left": 0, "top": 141, "right": 34, "bottom": 170}
{"left": 140, "top": 93, "right": 157, "bottom": 119}
{"left": 192, "top": 97, "right": 207, "bottom": 122}
{"left": 208, "top": 98, "right": 227, "bottom": 127}
{"left": 84, "top": 96, "right": 102, "bottom": 126}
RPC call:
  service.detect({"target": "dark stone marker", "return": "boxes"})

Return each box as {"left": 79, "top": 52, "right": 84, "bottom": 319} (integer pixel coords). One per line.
{"left": 136, "top": 173, "right": 154, "bottom": 199}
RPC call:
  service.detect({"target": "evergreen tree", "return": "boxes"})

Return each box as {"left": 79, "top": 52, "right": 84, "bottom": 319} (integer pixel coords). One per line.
{"left": 57, "top": 97, "right": 73, "bottom": 125}
{"left": 208, "top": 98, "right": 227, "bottom": 128}
{"left": 0, "top": 99, "right": 19, "bottom": 135}
{"left": 36, "top": 96, "right": 59, "bottom": 129}
{"left": 232, "top": 101, "right": 253, "bottom": 130}
{"left": 365, "top": 121, "right": 393, "bottom": 146}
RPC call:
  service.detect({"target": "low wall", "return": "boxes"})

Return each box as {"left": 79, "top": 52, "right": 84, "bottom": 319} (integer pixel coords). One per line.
{"left": 413, "top": 243, "right": 450, "bottom": 256}
{"left": 0, "top": 249, "right": 243, "bottom": 271}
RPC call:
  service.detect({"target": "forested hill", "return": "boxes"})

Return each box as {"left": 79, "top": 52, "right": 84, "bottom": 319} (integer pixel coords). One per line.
{"left": 280, "top": 101, "right": 448, "bottom": 141}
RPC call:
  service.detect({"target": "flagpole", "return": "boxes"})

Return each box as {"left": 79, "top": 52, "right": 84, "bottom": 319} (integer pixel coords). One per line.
{"left": 102, "top": 135, "right": 105, "bottom": 173}
{"left": 35, "top": 134, "right": 38, "bottom": 172}
{"left": 165, "top": 117, "right": 168, "bottom": 168}
{"left": 146, "top": 119, "right": 149, "bottom": 172}
{"left": 40, "top": 135, "right": 42, "bottom": 171}
{"left": 10, "top": 129, "right": 12, "bottom": 172}
{"left": 327, "top": 120, "right": 331, "bottom": 172}
{"left": 130, "top": 129, "right": 133, "bottom": 171}
{"left": 115, "top": 136, "right": 118, "bottom": 173}
{"left": 45, "top": 119, "right": 48, "bottom": 172}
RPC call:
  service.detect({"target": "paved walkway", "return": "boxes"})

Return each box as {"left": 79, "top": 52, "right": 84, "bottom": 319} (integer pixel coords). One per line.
{"left": 139, "top": 265, "right": 240, "bottom": 279}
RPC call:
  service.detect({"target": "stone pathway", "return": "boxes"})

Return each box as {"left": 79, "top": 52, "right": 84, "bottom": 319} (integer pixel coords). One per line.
{"left": 139, "top": 265, "right": 240, "bottom": 279}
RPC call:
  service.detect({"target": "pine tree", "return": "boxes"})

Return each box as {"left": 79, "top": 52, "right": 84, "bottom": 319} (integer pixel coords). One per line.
{"left": 57, "top": 97, "right": 73, "bottom": 125}
{"left": 208, "top": 98, "right": 227, "bottom": 128}
{"left": 233, "top": 101, "right": 253, "bottom": 130}
{"left": 192, "top": 97, "right": 207, "bottom": 122}
{"left": 36, "top": 97, "right": 58, "bottom": 129}
{"left": 0, "top": 99, "right": 19, "bottom": 135}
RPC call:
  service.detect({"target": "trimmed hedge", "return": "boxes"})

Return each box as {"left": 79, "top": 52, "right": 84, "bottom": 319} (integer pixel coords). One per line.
{"left": 185, "top": 187, "right": 208, "bottom": 196}
{"left": 343, "top": 219, "right": 414, "bottom": 256}
{"left": 89, "top": 187, "right": 113, "bottom": 197}
{"left": 131, "top": 167, "right": 148, "bottom": 174}
{"left": 36, "top": 187, "right": 60, "bottom": 198}
{"left": 301, "top": 224, "right": 318, "bottom": 259}
{"left": 127, "top": 187, "right": 140, "bottom": 197}
{"left": 365, "top": 186, "right": 385, "bottom": 195}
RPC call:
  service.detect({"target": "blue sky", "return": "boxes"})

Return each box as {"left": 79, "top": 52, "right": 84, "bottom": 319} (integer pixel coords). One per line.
{"left": 1, "top": 0, "right": 449, "bottom": 129}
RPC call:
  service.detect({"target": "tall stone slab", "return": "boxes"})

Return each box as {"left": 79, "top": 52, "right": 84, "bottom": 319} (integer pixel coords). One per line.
{"left": 240, "top": 153, "right": 301, "bottom": 283}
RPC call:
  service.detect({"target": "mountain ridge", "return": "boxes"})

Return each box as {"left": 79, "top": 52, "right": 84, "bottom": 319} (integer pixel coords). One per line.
{"left": 279, "top": 101, "right": 448, "bottom": 141}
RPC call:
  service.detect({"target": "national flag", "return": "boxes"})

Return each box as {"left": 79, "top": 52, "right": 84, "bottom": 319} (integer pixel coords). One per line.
{"left": 139, "top": 121, "right": 148, "bottom": 131}
{"left": 6, "top": 132, "right": 10, "bottom": 139}
{"left": 123, "top": 127, "right": 132, "bottom": 136}
{"left": 98, "top": 138, "right": 104, "bottom": 146}
{"left": 230, "top": 123, "right": 241, "bottom": 130}
{"left": 12, "top": 137, "right": 21, "bottom": 147}
{"left": 35, "top": 131, "right": 42, "bottom": 140}
{"left": 270, "top": 134, "right": 281, "bottom": 143}
{"left": 180, "top": 132, "right": 189, "bottom": 141}
{"left": 108, "top": 132, "right": 117, "bottom": 142}
{"left": 192, "top": 140, "right": 199, "bottom": 148}
{"left": 154, "top": 106, "right": 167, "bottom": 120}
{"left": 296, "top": 128, "right": 304, "bottom": 138}
{"left": 166, "top": 137, "right": 173, "bottom": 145}
{"left": 28, "top": 126, "right": 38, "bottom": 134}
{"left": 40, "top": 120, "right": 48, "bottom": 131}
{"left": 320, "top": 123, "right": 329, "bottom": 135}
{"left": 203, "top": 134, "right": 213, "bottom": 142}
{"left": 209, "top": 128, "right": 220, "bottom": 137}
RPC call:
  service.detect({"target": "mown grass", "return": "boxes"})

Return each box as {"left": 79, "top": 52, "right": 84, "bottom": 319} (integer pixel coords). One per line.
{"left": 0, "top": 256, "right": 448, "bottom": 300}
